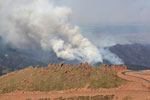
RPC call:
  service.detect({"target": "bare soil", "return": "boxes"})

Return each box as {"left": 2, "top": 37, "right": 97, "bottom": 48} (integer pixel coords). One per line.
{"left": 0, "top": 70, "right": 150, "bottom": 100}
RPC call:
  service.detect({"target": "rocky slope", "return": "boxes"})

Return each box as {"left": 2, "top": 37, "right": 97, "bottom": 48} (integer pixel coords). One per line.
{"left": 109, "top": 44, "right": 150, "bottom": 70}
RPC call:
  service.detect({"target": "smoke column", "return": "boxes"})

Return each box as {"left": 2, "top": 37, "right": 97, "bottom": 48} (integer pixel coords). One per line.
{"left": 0, "top": 0, "right": 123, "bottom": 64}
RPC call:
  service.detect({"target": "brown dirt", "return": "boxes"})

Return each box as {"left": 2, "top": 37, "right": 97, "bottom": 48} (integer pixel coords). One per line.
{"left": 0, "top": 70, "right": 150, "bottom": 100}
{"left": 131, "top": 70, "right": 150, "bottom": 80}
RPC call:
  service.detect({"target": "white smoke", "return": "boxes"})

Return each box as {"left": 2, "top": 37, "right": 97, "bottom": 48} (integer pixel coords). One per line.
{"left": 99, "top": 48, "right": 124, "bottom": 65}
{"left": 0, "top": 0, "right": 123, "bottom": 64}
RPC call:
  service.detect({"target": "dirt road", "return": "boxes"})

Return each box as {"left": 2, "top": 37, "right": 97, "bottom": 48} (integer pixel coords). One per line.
{"left": 121, "top": 71, "right": 150, "bottom": 83}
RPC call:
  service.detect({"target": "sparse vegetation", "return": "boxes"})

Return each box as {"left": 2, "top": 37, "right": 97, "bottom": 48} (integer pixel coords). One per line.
{"left": 0, "top": 63, "right": 127, "bottom": 93}
{"left": 123, "top": 96, "right": 132, "bottom": 100}
{"left": 25, "top": 95, "right": 114, "bottom": 100}
{"left": 38, "top": 98, "right": 51, "bottom": 100}
{"left": 49, "top": 95, "right": 114, "bottom": 100}
{"left": 25, "top": 98, "right": 32, "bottom": 100}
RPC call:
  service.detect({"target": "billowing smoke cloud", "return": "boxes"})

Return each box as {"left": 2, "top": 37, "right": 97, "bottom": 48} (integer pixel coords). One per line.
{"left": 99, "top": 48, "right": 123, "bottom": 65}
{"left": 0, "top": 0, "right": 123, "bottom": 64}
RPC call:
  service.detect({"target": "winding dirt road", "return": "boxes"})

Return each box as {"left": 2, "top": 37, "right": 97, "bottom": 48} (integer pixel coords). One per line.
{"left": 121, "top": 71, "right": 150, "bottom": 83}
{"left": 0, "top": 70, "right": 150, "bottom": 100}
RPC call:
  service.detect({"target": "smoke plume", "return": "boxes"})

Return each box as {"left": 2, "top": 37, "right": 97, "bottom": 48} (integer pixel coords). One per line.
{"left": 0, "top": 0, "right": 123, "bottom": 64}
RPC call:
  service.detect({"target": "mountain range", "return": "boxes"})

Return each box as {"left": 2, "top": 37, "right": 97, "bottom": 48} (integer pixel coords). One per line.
{"left": 110, "top": 44, "right": 150, "bottom": 70}
{"left": 0, "top": 38, "right": 150, "bottom": 74}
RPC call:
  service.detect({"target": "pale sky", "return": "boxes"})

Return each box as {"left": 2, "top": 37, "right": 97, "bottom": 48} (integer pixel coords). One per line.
{"left": 1, "top": 0, "right": 150, "bottom": 45}
{"left": 53, "top": 0, "right": 150, "bottom": 25}
{"left": 53, "top": 0, "right": 150, "bottom": 45}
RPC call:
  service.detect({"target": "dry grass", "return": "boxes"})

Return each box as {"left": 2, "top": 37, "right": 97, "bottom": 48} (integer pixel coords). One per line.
{"left": 37, "top": 95, "right": 114, "bottom": 100}
{"left": 0, "top": 65, "right": 126, "bottom": 93}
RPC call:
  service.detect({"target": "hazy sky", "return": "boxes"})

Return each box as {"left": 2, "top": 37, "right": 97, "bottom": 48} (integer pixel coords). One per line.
{"left": 53, "top": 0, "right": 150, "bottom": 45}
{"left": 54, "top": 0, "right": 150, "bottom": 24}
{"left": 0, "top": 0, "right": 150, "bottom": 45}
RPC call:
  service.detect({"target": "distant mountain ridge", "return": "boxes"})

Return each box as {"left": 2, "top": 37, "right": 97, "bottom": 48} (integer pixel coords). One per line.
{"left": 0, "top": 37, "right": 150, "bottom": 70}
{"left": 109, "top": 44, "right": 150, "bottom": 70}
